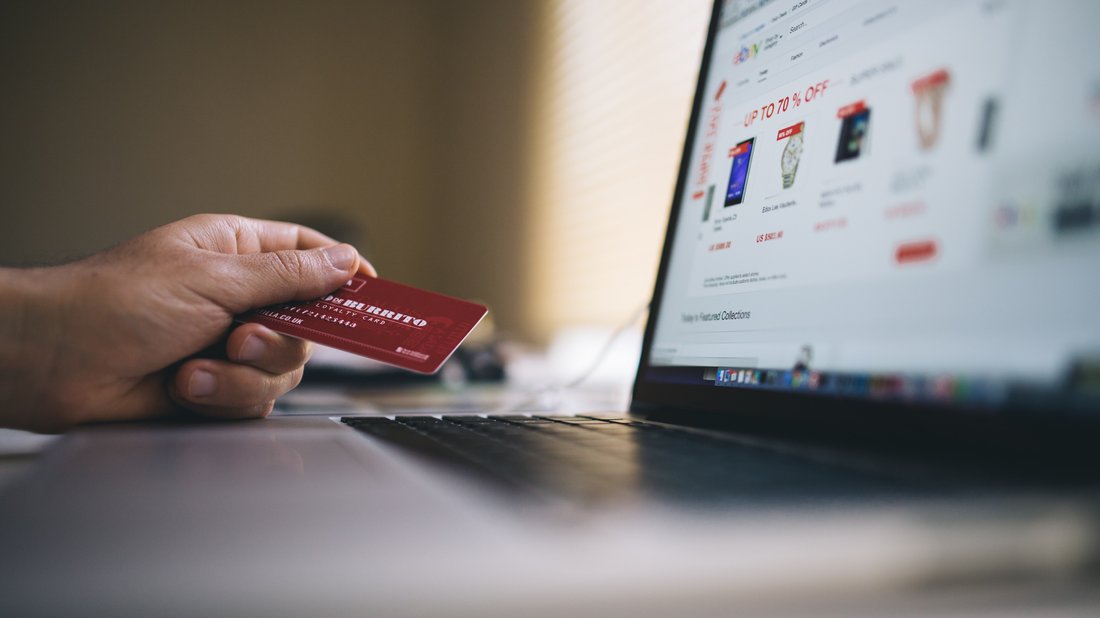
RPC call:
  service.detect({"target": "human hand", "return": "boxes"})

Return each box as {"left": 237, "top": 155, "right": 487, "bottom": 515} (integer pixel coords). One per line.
{"left": 0, "top": 214, "right": 375, "bottom": 433}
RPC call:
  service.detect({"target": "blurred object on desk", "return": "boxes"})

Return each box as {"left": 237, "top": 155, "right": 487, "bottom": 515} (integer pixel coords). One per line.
{"left": 301, "top": 342, "right": 506, "bottom": 387}
{"left": 278, "top": 322, "right": 641, "bottom": 417}
{"left": 0, "top": 429, "right": 61, "bottom": 493}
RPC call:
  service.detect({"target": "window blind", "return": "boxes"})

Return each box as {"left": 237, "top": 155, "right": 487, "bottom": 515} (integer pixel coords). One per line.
{"left": 526, "top": 0, "right": 711, "bottom": 339}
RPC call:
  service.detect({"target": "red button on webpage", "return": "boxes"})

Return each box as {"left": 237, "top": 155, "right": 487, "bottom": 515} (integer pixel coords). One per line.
{"left": 895, "top": 240, "right": 938, "bottom": 264}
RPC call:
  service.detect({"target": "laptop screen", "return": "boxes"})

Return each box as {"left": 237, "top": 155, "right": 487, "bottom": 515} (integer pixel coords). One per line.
{"left": 643, "top": 0, "right": 1100, "bottom": 415}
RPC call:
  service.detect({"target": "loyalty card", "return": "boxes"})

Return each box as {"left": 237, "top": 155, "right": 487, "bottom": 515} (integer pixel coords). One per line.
{"left": 238, "top": 276, "right": 488, "bottom": 374}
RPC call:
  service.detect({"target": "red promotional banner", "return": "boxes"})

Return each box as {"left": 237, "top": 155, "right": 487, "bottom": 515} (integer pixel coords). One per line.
{"left": 729, "top": 142, "right": 751, "bottom": 157}
{"left": 776, "top": 122, "right": 804, "bottom": 140}
{"left": 911, "top": 69, "right": 950, "bottom": 93}
{"left": 836, "top": 100, "right": 867, "bottom": 118}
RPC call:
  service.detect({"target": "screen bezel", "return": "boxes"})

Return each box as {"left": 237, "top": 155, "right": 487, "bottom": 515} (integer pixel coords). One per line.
{"left": 628, "top": 0, "right": 1099, "bottom": 445}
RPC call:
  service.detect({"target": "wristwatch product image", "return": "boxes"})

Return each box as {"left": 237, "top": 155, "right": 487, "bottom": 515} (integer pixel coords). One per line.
{"left": 912, "top": 68, "right": 950, "bottom": 150}
{"left": 781, "top": 122, "right": 805, "bottom": 189}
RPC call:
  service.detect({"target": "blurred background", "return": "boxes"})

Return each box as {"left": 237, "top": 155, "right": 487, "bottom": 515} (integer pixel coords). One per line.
{"left": 0, "top": 0, "right": 709, "bottom": 346}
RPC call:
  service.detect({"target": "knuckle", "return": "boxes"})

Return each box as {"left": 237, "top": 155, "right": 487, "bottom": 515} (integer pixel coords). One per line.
{"left": 286, "top": 338, "right": 312, "bottom": 365}
{"left": 178, "top": 213, "right": 208, "bottom": 227}
{"left": 186, "top": 213, "right": 225, "bottom": 230}
{"left": 272, "top": 249, "right": 306, "bottom": 281}
{"left": 289, "top": 368, "right": 305, "bottom": 390}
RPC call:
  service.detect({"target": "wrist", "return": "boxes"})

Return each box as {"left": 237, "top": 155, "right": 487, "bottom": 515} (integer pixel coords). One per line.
{"left": 0, "top": 266, "right": 69, "bottom": 431}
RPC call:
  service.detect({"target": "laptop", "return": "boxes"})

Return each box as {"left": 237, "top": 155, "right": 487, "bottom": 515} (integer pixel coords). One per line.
{"left": 3, "top": 0, "right": 1100, "bottom": 615}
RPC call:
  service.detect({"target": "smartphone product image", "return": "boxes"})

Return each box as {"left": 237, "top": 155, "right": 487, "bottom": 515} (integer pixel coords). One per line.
{"left": 702, "top": 184, "right": 715, "bottom": 221}
{"left": 724, "top": 138, "right": 756, "bottom": 206}
{"left": 976, "top": 97, "right": 998, "bottom": 153}
{"left": 835, "top": 105, "right": 871, "bottom": 163}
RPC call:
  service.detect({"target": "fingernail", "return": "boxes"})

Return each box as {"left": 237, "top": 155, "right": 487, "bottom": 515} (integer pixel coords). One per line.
{"left": 238, "top": 334, "right": 265, "bottom": 362}
{"left": 359, "top": 255, "right": 378, "bottom": 277}
{"left": 189, "top": 370, "right": 217, "bottom": 398}
{"left": 323, "top": 244, "right": 357, "bottom": 271}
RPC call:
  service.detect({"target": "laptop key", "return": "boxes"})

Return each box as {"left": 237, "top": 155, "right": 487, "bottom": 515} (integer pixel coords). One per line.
{"left": 343, "top": 415, "right": 915, "bottom": 505}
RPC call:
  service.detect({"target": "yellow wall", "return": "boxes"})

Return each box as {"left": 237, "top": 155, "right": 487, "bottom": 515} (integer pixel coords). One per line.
{"left": 0, "top": 0, "right": 535, "bottom": 330}
{"left": 0, "top": 0, "right": 705, "bottom": 344}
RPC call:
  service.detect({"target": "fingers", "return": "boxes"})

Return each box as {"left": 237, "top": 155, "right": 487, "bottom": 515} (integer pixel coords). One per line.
{"left": 234, "top": 216, "right": 377, "bottom": 277}
{"left": 172, "top": 358, "right": 305, "bottom": 419}
{"left": 357, "top": 257, "right": 377, "bottom": 278}
{"left": 173, "top": 214, "right": 377, "bottom": 278}
{"left": 227, "top": 323, "right": 312, "bottom": 374}
{"left": 168, "top": 324, "right": 311, "bottom": 421}
{"left": 216, "top": 242, "right": 360, "bottom": 313}
{"left": 247, "top": 218, "right": 342, "bottom": 253}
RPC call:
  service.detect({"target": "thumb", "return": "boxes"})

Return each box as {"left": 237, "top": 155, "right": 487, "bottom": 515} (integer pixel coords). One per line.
{"left": 219, "top": 243, "right": 360, "bottom": 313}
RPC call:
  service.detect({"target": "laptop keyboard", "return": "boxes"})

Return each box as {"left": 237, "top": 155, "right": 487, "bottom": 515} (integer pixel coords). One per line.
{"left": 342, "top": 414, "right": 913, "bottom": 504}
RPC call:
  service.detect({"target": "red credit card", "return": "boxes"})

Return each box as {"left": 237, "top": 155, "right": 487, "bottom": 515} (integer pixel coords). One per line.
{"left": 237, "top": 276, "right": 488, "bottom": 374}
